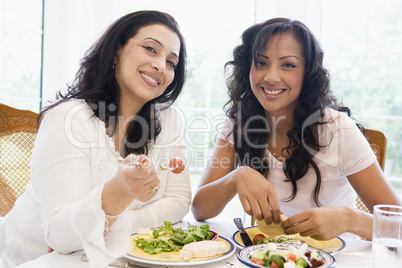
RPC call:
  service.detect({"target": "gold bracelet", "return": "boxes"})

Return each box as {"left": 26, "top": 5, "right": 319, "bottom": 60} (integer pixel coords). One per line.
{"left": 105, "top": 213, "right": 121, "bottom": 220}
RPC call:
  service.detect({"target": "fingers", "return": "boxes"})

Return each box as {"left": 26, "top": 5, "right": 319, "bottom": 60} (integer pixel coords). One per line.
{"left": 239, "top": 196, "right": 253, "bottom": 216}
{"left": 235, "top": 167, "right": 281, "bottom": 225}
{"left": 282, "top": 211, "right": 320, "bottom": 238}
{"left": 122, "top": 154, "right": 157, "bottom": 177}
{"left": 239, "top": 192, "right": 281, "bottom": 225}
{"left": 129, "top": 176, "right": 160, "bottom": 202}
{"left": 118, "top": 154, "right": 161, "bottom": 201}
{"left": 252, "top": 201, "right": 266, "bottom": 222}
{"left": 253, "top": 188, "right": 281, "bottom": 225}
{"left": 267, "top": 193, "right": 281, "bottom": 224}
{"left": 137, "top": 155, "right": 156, "bottom": 173}
{"left": 282, "top": 213, "right": 306, "bottom": 234}
{"left": 122, "top": 154, "right": 139, "bottom": 164}
{"left": 250, "top": 198, "right": 270, "bottom": 223}
{"left": 284, "top": 220, "right": 312, "bottom": 236}
{"left": 149, "top": 182, "right": 159, "bottom": 193}
{"left": 148, "top": 178, "right": 161, "bottom": 193}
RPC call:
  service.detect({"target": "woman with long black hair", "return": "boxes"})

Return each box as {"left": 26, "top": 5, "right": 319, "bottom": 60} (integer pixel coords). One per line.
{"left": 2, "top": 10, "right": 191, "bottom": 267}
{"left": 192, "top": 18, "right": 400, "bottom": 241}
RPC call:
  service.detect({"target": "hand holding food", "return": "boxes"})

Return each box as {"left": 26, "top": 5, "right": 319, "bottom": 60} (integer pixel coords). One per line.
{"left": 244, "top": 213, "right": 344, "bottom": 253}
{"left": 257, "top": 214, "right": 289, "bottom": 239}
{"left": 252, "top": 216, "right": 293, "bottom": 245}
{"left": 118, "top": 154, "right": 160, "bottom": 201}
{"left": 281, "top": 207, "right": 350, "bottom": 241}
{"left": 234, "top": 166, "right": 282, "bottom": 224}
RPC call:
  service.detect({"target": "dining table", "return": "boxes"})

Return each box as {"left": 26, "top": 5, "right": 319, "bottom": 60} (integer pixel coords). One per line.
{"left": 17, "top": 213, "right": 373, "bottom": 268}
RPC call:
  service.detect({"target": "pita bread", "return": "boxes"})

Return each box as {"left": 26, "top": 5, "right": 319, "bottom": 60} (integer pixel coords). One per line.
{"left": 256, "top": 214, "right": 288, "bottom": 238}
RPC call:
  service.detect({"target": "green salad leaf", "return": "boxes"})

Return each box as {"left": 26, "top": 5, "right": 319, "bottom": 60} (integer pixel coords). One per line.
{"left": 134, "top": 221, "right": 215, "bottom": 255}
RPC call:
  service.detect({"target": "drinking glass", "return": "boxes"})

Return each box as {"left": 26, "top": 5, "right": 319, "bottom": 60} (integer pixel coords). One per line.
{"left": 372, "top": 204, "right": 402, "bottom": 267}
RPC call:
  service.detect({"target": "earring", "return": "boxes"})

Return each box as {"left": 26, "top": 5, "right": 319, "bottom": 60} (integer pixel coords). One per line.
{"left": 113, "top": 56, "right": 117, "bottom": 69}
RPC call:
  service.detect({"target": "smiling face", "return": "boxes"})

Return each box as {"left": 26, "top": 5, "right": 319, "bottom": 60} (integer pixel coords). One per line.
{"left": 249, "top": 33, "right": 305, "bottom": 119}
{"left": 115, "top": 24, "right": 180, "bottom": 116}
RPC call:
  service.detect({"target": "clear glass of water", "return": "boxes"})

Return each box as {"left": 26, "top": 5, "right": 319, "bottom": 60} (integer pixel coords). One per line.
{"left": 372, "top": 204, "right": 402, "bottom": 267}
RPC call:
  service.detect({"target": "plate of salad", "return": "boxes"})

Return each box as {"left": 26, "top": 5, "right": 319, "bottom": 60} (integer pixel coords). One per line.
{"left": 126, "top": 221, "right": 236, "bottom": 266}
{"left": 237, "top": 242, "right": 336, "bottom": 268}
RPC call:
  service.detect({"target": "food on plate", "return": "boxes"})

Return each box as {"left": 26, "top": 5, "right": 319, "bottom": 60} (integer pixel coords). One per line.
{"left": 236, "top": 226, "right": 344, "bottom": 252}
{"left": 256, "top": 214, "right": 288, "bottom": 238}
{"left": 133, "top": 221, "right": 216, "bottom": 255}
{"left": 250, "top": 243, "right": 325, "bottom": 268}
{"left": 180, "top": 240, "right": 228, "bottom": 260}
{"left": 253, "top": 233, "right": 266, "bottom": 245}
{"left": 169, "top": 158, "right": 185, "bottom": 174}
{"left": 253, "top": 234, "right": 293, "bottom": 245}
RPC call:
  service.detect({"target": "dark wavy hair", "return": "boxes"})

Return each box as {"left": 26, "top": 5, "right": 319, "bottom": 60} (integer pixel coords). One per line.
{"left": 39, "top": 10, "right": 187, "bottom": 157}
{"left": 224, "top": 18, "right": 353, "bottom": 206}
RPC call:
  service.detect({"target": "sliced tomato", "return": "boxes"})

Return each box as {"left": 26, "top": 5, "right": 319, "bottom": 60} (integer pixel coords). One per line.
{"left": 251, "top": 258, "right": 265, "bottom": 266}
{"left": 253, "top": 233, "right": 266, "bottom": 245}
{"left": 169, "top": 158, "right": 185, "bottom": 174}
{"left": 287, "top": 252, "right": 297, "bottom": 262}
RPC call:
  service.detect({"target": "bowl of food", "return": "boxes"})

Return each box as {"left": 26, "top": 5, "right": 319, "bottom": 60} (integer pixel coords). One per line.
{"left": 237, "top": 242, "right": 335, "bottom": 268}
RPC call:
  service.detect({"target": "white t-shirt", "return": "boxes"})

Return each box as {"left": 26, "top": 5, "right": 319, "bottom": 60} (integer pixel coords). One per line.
{"left": 1, "top": 99, "right": 191, "bottom": 267}
{"left": 218, "top": 108, "right": 376, "bottom": 216}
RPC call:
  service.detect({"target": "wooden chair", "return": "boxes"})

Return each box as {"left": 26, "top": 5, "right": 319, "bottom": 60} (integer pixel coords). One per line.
{"left": 355, "top": 128, "right": 387, "bottom": 213}
{"left": 250, "top": 128, "right": 387, "bottom": 225}
{"left": 0, "top": 103, "right": 38, "bottom": 216}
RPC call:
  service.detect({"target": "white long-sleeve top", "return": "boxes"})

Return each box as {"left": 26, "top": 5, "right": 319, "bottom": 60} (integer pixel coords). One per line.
{"left": 1, "top": 99, "right": 192, "bottom": 267}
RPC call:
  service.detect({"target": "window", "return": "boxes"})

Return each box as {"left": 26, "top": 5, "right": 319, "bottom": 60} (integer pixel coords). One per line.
{"left": 320, "top": 0, "right": 402, "bottom": 191}
{"left": 0, "top": 0, "right": 43, "bottom": 112}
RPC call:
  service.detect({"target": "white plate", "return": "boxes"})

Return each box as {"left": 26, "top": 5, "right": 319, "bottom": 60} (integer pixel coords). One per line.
{"left": 237, "top": 243, "right": 336, "bottom": 268}
{"left": 126, "top": 234, "right": 236, "bottom": 266}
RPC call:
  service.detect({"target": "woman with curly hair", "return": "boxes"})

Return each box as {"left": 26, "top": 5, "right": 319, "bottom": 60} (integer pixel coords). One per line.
{"left": 192, "top": 18, "right": 400, "bottom": 240}
{"left": 1, "top": 10, "right": 191, "bottom": 267}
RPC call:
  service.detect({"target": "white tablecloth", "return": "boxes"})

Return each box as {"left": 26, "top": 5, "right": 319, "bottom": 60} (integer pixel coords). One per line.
{"left": 16, "top": 214, "right": 373, "bottom": 268}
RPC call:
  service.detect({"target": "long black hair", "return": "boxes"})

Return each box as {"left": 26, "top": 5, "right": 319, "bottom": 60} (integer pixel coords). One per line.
{"left": 225, "top": 18, "right": 353, "bottom": 206}
{"left": 39, "top": 10, "right": 187, "bottom": 157}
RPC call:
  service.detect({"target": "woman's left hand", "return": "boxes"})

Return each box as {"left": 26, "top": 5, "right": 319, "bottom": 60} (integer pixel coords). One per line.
{"left": 281, "top": 206, "right": 352, "bottom": 240}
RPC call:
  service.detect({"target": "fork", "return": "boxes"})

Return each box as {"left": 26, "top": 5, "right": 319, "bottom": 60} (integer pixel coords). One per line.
{"left": 81, "top": 254, "right": 148, "bottom": 268}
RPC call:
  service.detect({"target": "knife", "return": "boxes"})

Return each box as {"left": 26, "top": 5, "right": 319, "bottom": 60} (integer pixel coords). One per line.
{"left": 233, "top": 217, "right": 253, "bottom": 247}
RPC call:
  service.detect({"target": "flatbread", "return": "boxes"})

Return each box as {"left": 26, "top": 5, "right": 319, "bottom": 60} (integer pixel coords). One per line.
{"left": 256, "top": 214, "right": 288, "bottom": 238}
{"left": 255, "top": 215, "right": 344, "bottom": 251}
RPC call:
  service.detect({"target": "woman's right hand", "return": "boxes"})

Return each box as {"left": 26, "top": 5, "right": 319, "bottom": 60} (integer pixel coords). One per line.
{"left": 116, "top": 154, "right": 160, "bottom": 202}
{"left": 233, "top": 166, "right": 281, "bottom": 224}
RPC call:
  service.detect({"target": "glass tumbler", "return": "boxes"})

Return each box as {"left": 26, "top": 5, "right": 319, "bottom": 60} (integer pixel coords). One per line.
{"left": 372, "top": 204, "right": 402, "bottom": 267}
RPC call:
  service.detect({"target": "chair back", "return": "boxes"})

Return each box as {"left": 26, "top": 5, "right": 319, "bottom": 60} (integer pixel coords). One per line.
{"left": 362, "top": 128, "right": 387, "bottom": 170}
{"left": 355, "top": 128, "right": 387, "bottom": 214}
{"left": 0, "top": 103, "right": 38, "bottom": 216}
